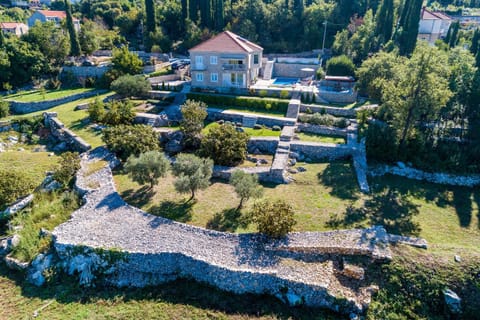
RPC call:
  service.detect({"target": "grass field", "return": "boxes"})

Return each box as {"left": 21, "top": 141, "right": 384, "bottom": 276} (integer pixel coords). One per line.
{"left": 5, "top": 88, "right": 94, "bottom": 102}
{"left": 203, "top": 122, "right": 281, "bottom": 137}
{"left": 7, "top": 92, "right": 114, "bottom": 148}
{"left": 295, "top": 132, "right": 346, "bottom": 144}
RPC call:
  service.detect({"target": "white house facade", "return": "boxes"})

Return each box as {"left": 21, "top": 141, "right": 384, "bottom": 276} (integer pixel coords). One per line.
{"left": 28, "top": 10, "right": 80, "bottom": 32}
{"left": 189, "top": 31, "right": 263, "bottom": 90}
{"left": 418, "top": 7, "right": 452, "bottom": 44}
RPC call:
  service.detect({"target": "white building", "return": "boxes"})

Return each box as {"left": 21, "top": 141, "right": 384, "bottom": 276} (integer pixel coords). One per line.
{"left": 418, "top": 7, "right": 452, "bottom": 44}
{"left": 0, "top": 22, "right": 29, "bottom": 36}
{"left": 28, "top": 10, "right": 80, "bottom": 32}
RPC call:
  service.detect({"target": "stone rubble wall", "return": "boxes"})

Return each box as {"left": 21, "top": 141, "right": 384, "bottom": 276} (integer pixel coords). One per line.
{"left": 272, "top": 63, "right": 320, "bottom": 78}
{"left": 62, "top": 66, "right": 109, "bottom": 79}
{"left": 319, "top": 90, "right": 358, "bottom": 104}
{"left": 43, "top": 112, "right": 91, "bottom": 152}
{"left": 247, "top": 137, "right": 279, "bottom": 155}
{"left": 369, "top": 164, "right": 480, "bottom": 187}
{"left": 9, "top": 90, "right": 106, "bottom": 114}
{"left": 296, "top": 123, "right": 348, "bottom": 137}
{"left": 207, "top": 108, "right": 296, "bottom": 128}
{"left": 290, "top": 141, "right": 354, "bottom": 161}
{"left": 299, "top": 104, "right": 357, "bottom": 118}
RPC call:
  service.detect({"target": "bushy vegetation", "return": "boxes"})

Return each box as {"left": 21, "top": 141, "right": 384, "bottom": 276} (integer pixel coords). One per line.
{"left": 102, "top": 125, "right": 160, "bottom": 161}
{"left": 171, "top": 153, "right": 213, "bottom": 201}
{"left": 88, "top": 99, "right": 135, "bottom": 126}
{"left": 186, "top": 93, "right": 289, "bottom": 113}
{"left": 199, "top": 123, "right": 250, "bottom": 166}
{"left": 0, "top": 169, "right": 35, "bottom": 209}
{"left": 298, "top": 113, "right": 349, "bottom": 128}
{"left": 180, "top": 99, "right": 207, "bottom": 149}
{"left": 0, "top": 101, "right": 9, "bottom": 118}
{"left": 229, "top": 170, "right": 263, "bottom": 210}
{"left": 53, "top": 152, "right": 81, "bottom": 188}
{"left": 249, "top": 199, "right": 296, "bottom": 238}
{"left": 326, "top": 55, "right": 355, "bottom": 76}
{"left": 111, "top": 74, "right": 152, "bottom": 98}
{"left": 124, "top": 151, "right": 169, "bottom": 189}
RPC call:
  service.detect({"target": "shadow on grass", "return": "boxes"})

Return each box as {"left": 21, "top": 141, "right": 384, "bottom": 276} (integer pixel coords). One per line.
{"left": 148, "top": 200, "right": 193, "bottom": 223}
{"left": 326, "top": 187, "right": 421, "bottom": 236}
{"left": 318, "top": 162, "right": 359, "bottom": 200}
{"left": 206, "top": 208, "right": 249, "bottom": 232}
{"left": 0, "top": 262, "right": 337, "bottom": 320}
{"left": 70, "top": 118, "right": 102, "bottom": 136}
{"left": 121, "top": 186, "right": 156, "bottom": 208}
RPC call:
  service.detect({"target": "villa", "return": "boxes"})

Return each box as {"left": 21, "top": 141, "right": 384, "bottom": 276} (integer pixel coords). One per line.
{"left": 189, "top": 31, "right": 263, "bottom": 90}
{"left": 27, "top": 10, "right": 80, "bottom": 31}
{"left": 418, "top": 7, "right": 452, "bottom": 44}
{"left": 0, "top": 22, "right": 29, "bottom": 36}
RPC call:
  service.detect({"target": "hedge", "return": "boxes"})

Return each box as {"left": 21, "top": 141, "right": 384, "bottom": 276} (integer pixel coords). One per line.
{"left": 186, "top": 92, "right": 289, "bottom": 113}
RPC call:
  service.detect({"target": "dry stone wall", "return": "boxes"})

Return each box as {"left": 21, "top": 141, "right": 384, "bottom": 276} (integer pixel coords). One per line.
{"left": 43, "top": 112, "right": 91, "bottom": 152}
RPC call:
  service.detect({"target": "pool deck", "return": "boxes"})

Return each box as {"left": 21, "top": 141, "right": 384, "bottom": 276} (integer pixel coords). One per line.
{"left": 251, "top": 79, "right": 316, "bottom": 93}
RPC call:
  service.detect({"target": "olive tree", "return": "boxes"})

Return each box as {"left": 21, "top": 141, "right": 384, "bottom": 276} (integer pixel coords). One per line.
{"left": 229, "top": 170, "right": 263, "bottom": 210}
{"left": 102, "top": 125, "right": 160, "bottom": 161}
{"left": 249, "top": 199, "right": 296, "bottom": 238}
{"left": 199, "top": 124, "right": 249, "bottom": 166}
{"left": 124, "top": 151, "right": 169, "bottom": 189}
{"left": 171, "top": 153, "right": 213, "bottom": 201}
{"left": 180, "top": 99, "right": 207, "bottom": 149}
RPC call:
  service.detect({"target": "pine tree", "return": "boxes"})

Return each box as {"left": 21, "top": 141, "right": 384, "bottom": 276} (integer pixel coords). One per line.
{"left": 65, "top": 0, "right": 81, "bottom": 56}
{"left": 375, "top": 0, "right": 394, "bottom": 44}
{"left": 448, "top": 21, "right": 460, "bottom": 48}
{"left": 471, "top": 28, "right": 480, "bottom": 56}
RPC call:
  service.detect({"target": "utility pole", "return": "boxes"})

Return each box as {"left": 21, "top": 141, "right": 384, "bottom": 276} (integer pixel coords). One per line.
{"left": 322, "top": 20, "right": 328, "bottom": 53}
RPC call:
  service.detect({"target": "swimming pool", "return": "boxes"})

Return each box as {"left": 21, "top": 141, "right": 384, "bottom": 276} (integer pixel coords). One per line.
{"left": 272, "top": 77, "right": 298, "bottom": 86}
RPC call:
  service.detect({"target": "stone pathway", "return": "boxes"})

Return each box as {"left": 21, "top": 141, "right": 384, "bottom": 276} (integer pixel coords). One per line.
{"left": 52, "top": 147, "right": 396, "bottom": 314}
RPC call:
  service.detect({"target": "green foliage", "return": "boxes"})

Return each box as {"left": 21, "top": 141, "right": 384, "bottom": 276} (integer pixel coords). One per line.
{"left": 79, "top": 20, "right": 99, "bottom": 55}
{"left": 375, "top": 0, "right": 394, "bottom": 45}
{"left": 171, "top": 153, "right": 213, "bottom": 200}
{"left": 101, "top": 100, "right": 136, "bottom": 126}
{"left": 0, "top": 169, "right": 35, "bottom": 209}
{"left": 199, "top": 124, "right": 250, "bottom": 166}
{"left": 124, "top": 151, "right": 169, "bottom": 188}
{"left": 53, "top": 152, "right": 81, "bottom": 187}
{"left": 326, "top": 55, "right": 355, "bottom": 76}
{"left": 87, "top": 98, "right": 106, "bottom": 123}
{"left": 298, "top": 113, "right": 349, "bottom": 128}
{"left": 102, "top": 125, "right": 160, "bottom": 161}
{"left": 0, "top": 100, "right": 10, "bottom": 118}
{"left": 65, "top": 0, "right": 81, "bottom": 56}
{"left": 395, "top": 0, "right": 423, "bottom": 56}
{"left": 111, "top": 74, "right": 152, "bottom": 98}
{"left": 229, "top": 170, "right": 263, "bottom": 210}
{"left": 180, "top": 99, "right": 208, "bottom": 149}
{"left": 470, "top": 28, "right": 480, "bottom": 56}
{"left": 186, "top": 93, "right": 289, "bottom": 113}
{"left": 106, "top": 46, "right": 143, "bottom": 82}
{"left": 279, "top": 90, "right": 289, "bottom": 99}
{"left": 249, "top": 199, "right": 296, "bottom": 238}
{"left": 448, "top": 20, "right": 460, "bottom": 48}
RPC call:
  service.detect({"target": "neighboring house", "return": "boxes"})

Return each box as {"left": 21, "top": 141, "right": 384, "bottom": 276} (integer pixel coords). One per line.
{"left": 0, "top": 22, "right": 29, "bottom": 36}
{"left": 418, "top": 7, "right": 452, "bottom": 44}
{"left": 27, "top": 10, "right": 80, "bottom": 32}
{"left": 189, "top": 31, "right": 263, "bottom": 89}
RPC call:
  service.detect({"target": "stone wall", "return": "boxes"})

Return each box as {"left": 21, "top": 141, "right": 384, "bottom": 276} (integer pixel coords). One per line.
{"left": 0, "top": 121, "right": 13, "bottom": 132}
{"left": 299, "top": 104, "right": 357, "bottom": 118}
{"left": 62, "top": 66, "right": 109, "bottom": 79}
{"left": 272, "top": 63, "right": 319, "bottom": 78}
{"left": 369, "top": 164, "right": 480, "bottom": 187}
{"left": 207, "top": 109, "right": 296, "bottom": 128}
{"left": 290, "top": 141, "right": 353, "bottom": 161}
{"left": 10, "top": 90, "right": 106, "bottom": 114}
{"left": 43, "top": 112, "right": 91, "bottom": 152}
{"left": 248, "top": 137, "right": 279, "bottom": 154}
{"left": 296, "top": 123, "right": 348, "bottom": 137}
{"left": 318, "top": 90, "right": 358, "bottom": 104}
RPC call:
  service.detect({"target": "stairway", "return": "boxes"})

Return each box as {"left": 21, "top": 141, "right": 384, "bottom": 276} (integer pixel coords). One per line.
{"left": 263, "top": 60, "right": 274, "bottom": 80}
{"left": 242, "top": 115, "right": 258, "bottom": 128}
{"left": 146, "top": 118, "right": 156, "bottom": 126}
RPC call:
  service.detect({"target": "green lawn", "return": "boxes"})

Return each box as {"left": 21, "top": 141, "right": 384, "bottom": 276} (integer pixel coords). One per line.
{"left": 5, "top": 88, "right": 95, "bottom": 103}
{"left": 203, "top": 122, "right": 281, "bottom": 137}
{"left": 7, "top": 92, "right": 114, "bottom": 148}
{"left": 295, "top": 132, "right": 346, "bottom": 144}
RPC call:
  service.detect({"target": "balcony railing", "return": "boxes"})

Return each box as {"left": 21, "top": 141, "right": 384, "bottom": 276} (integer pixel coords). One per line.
{"left": 191, "top": 64, "right": 207, "bottom": 71}
{"left": 222, "top": 64, "right": 246, "bottom": 71}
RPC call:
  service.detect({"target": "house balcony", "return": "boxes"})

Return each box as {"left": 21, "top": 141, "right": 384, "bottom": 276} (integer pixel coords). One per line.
{"left": 222, "top": 64, "right": 246, "bottom": 71}
{"left": 191, "top": 64, "right": 207, "bottom": 71}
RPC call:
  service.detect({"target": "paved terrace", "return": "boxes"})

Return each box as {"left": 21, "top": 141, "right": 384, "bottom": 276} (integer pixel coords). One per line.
{"left": 53, "top": 148, "right": 395, "bottom": 313}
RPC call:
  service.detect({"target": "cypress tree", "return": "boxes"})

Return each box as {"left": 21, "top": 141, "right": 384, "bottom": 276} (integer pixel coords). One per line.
{"left": 213, "top": 0, "right": 224, "bottom": 31}
{"left": 189, "top": 0, "right": 198, "bottom": 23}
{"left": 444, "top": 23, "right": 452, "bottom": 44}
{"left": 448, "top": 21, "right": 460, "bottom": 48}
{"left": 375, "top": 0, "right": 394, "bottom": 44}
{"left": 144, "top": 0, "right": 156, "bottom": 52}
{"left": 181, "top": 0, "right": 188, "bottom": 20}
{"left": 200, "top": 0, "right": 212, "bottom": 28}
{"left": 470, "top": 28, "right": 480, "bottom": 56}
{"left": 65, "top": 0, "right": 81, "bottom": 56}
{"left": 397, "top": 0, "right": 422, "bottom": 56}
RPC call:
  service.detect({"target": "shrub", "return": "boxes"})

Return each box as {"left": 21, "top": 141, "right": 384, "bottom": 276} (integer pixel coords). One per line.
{"left": 0, "top": 100, "right": 10, "bottom": 118}
{"left": 199, "top": 123, "right": 250, "bottom": 166}
{"left": 124, "top": 151, "right": 169, "bottom": 189}
{"left": 259, "top": 90, "right": 268, "bottom": 97}
{"left": 230, "top": 170, "right": 263, "bottom": 210}
{"left": 53, "top": 152, "right": 81, "bottom": 187}
{"left": 272, "top": 125, "right": 281, "bottom": 131}
{"left": 253, "top": 124, "right": 262, "bottom": 130}
{"left": 326, "top": 55, "right": 355, "bottom": 77}
{"left": 101, "top": 100, "right": 136, "bottom": 125}
{"left": 298, "top": 113, "right": 349, "bottom": 128}
{"left": 0, "top": 169, "right": 36, "bottom": 209}
{"left": 279, "top": 90, "right": 289, "bottom": 99}
{"left": 111, "top": 74, "right": 152, "bottom": 98}
{"left": 186, "top": 93, "right": 289, "bottom": 113}
{"left": 249, "top": 199, "right": 296, "bottom": 238}
{"left": 180, "top": 99, "right": 208, "bottom": 149}
{"left": 171, "top": 153, "right": 213, "bottom": 200}
{"left": 87, "top": 98, "right": 105, "bottom": 123}
{"left": 102, "top": 125, "right": 160, "bottom": 161}
{"left": 305, "top": 107, "right": 313, "bottom": 114}
{"left": 365, "top": 122, "right": 398, "bottom": 163}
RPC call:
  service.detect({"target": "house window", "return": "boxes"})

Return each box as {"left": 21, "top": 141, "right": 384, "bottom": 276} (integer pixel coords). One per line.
{"left": 195, "top": 56, "right": 203, "bottom": 65}
{"left": 211, "top": 73, "right": 218, "bottom": 82}
{"left": 210, "top": 56, "right": 217, "bottom": 65}
{"left": 196, "top": 73, "right": 204, "bottom": 82}
{"left": 253, "top": 54, "right": 259, "bottom": 64}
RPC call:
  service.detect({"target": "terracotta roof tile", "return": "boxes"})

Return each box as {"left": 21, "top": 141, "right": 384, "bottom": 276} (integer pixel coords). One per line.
{"left": 190, "top": 31, "right": 262, "bottom": 53}
{"left": 421, "top": 7, "right": 451, "bottom": 21}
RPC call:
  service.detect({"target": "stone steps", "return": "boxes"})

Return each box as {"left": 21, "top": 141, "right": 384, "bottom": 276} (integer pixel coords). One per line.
{"left": 280, "top": 126, "right": 296, "bottom": 142}
{"left": 263, "top": 60, "right": 274, "bottom": 80}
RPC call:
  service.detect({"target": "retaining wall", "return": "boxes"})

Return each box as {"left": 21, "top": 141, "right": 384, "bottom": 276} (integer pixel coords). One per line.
{"left": 43, "top": 112, "right": 91, "bottom": 152}
{"left": 247, "top": 137, "right": 279, "bottom": 154}
{"left": 207, "top": 109, "right": 295, "bottom": 128}
{"left": 299, "top": 104, "right": 357, "bottom": 118}
{"left": 272, "top": 63, "right": 319, "bottom": 78}
{"left": 290, "top": 141, "right": 354, "bottom": 161}
{"left": 9, "top": 90, "right": 106, "bottom": 114}
{"left": 319, "top": 90, "right": 357, "bottom": 104}
{"left": 62, "top": 66, "right": 110, "bottom": 79}
{"left": 296, "top": 123, "right": 348, "bottom": 137}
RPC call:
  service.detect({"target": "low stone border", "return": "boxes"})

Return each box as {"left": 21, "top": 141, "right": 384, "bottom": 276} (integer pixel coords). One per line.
{"left": 43, "top": 112, "right": 91, "bottom": 152}
{"left": 369, "top": 164, "right": 480, "bottom": 187}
